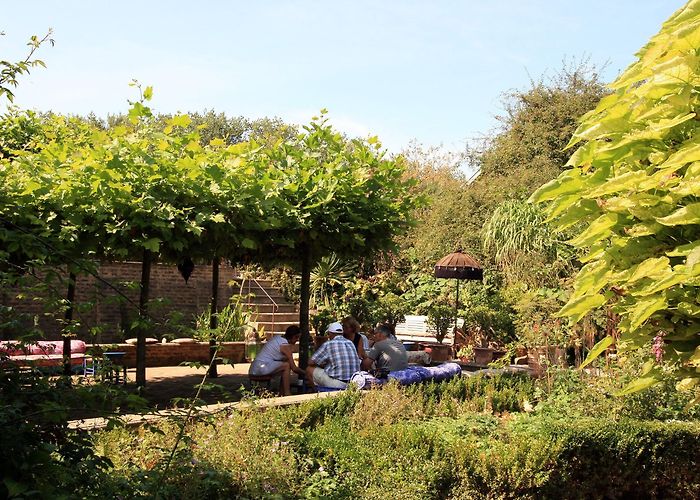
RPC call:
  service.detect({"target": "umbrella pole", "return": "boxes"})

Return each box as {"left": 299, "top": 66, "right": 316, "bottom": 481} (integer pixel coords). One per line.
{"left": 454, "top": 279, "right": 460, "bottom": 339}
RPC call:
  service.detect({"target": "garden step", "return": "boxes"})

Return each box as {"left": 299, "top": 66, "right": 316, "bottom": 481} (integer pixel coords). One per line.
{"left": 230, "top": 277, "right": 277, "bottom": 287}
{"left": 243, "top": 303, "right": 297, "bottom": 314}
{"left": 230, "top": 281, "right": 283, "bottom": 296}
{"left": 253, "top": 312, "right": 300, "bottom": 323}
{"left": 256, "top": 320, "right": 298, "bottom": 329}
{"left": 238, "top": 294, "right": 288, "bottom": 305}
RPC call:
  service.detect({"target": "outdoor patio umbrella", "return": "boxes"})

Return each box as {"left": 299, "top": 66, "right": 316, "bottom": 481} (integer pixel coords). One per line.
{"left": 434, "top": 249, "right": 483, "bottom": 336}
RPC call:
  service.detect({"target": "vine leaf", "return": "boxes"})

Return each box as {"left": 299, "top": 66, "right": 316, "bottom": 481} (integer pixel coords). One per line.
{"left": 579, "top": 335, "right": 614, "bottom": 370}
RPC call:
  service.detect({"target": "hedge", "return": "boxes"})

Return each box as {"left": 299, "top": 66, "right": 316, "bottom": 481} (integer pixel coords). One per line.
{"left": 89, "top": 379, "right": 699, "bottom": 499}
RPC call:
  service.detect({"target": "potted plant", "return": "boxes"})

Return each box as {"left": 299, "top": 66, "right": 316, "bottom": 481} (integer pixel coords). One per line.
{"left": 426, "top": 303, "right": 454, "bottom": 362}
{"left": 310, "top": 307, "right": 336, "bottom": 349}
{"left": 372, "top": 292, "right": 407, "bottom": 332}
{"left": 511, "top": 287, "right": 571, "bottom": 374}
{"left": 520, "top": 321, "right": 569, "bottom": 375}
{"left": 193, "top": 298, "right": 257, "bottom": 361}
{"left": 456, "top": 345, "right": 474, "bottom": 364}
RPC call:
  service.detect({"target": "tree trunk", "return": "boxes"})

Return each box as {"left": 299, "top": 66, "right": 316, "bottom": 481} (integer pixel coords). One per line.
{"left": 208, "top": 256, "right": 220, "bottom": 378}
{"left": 62, "top": 272, "right": 77, "bottom": 377}
{"left": 136, "top": 249, "right": 152, "bottom": 388}
{"left": 299, "top": 244, "right": 312, "bottom": 369}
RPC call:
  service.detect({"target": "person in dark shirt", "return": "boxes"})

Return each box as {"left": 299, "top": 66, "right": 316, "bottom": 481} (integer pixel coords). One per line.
{"left": 342, "top": 316, "right": 369, "bottom": 359}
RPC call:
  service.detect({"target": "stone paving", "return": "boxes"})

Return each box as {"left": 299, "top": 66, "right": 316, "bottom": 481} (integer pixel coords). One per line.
{"left": 120, "top": 362, "right": 300, "bottom": 409}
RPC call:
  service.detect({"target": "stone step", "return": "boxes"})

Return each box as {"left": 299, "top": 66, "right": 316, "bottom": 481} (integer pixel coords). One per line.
{"left": 233, "top": 286, "right": 286, "bottom": 297}
{"left": 237, "top": 293, "right": 288, "bottom": 304}
{"left": 255, "top": 321, "right": 299, "bottom": 337}
{"left": 256, "top": 320, "right": 298, "bottom": 328}
{"left": 243, "top": 303, "right": 297, "bottom": 314}
{"left": 230, "top": 277, "right": 277, "bottom": 287}
{"left": 253, "top": 312, "right": 299, "bottom": 323}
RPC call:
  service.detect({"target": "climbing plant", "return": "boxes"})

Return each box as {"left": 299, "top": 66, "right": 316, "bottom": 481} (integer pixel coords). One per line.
{"left": 531, "top": 0, "right": 700, "bottom": 397}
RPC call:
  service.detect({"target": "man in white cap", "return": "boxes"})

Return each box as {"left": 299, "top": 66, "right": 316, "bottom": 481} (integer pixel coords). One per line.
{"left": 306, "top": 321, "right": 360, "bottom": 389}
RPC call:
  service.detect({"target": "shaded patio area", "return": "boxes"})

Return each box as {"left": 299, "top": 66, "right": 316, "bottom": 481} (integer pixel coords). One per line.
{"left": 121, "top": 363, "right": 295, "bottom": 409}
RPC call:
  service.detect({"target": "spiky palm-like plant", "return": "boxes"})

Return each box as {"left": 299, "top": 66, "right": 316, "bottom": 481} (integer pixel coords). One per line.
{"left": 310, "top": 253, "right": 354, "bottom": 309}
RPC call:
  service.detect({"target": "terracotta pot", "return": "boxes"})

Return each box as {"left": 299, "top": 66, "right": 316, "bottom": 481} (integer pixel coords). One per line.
{"left": 426, "top": 343, "right": 452, "bottom": 362}
{"left": 473, "top": 347, "right": 494, "bottom": 365}
{"left": 492, "top": 350, "right": 507, "bottom": 361}
{"left": 527, "top": 346, "right": 567, "bottom": 375}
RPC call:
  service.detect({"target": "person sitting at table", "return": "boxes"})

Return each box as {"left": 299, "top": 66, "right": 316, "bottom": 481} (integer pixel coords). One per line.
{"left": 361, "top": 323, "right": 408, "bottom": 372}
{"left": 249, "top": 325, "right": 305, "bottom": 396}
{"left": 342, "top": 316, "right": 369, "bottom": 359}
{"left": 306, "top": 321, "right": 360, "bottom": 389}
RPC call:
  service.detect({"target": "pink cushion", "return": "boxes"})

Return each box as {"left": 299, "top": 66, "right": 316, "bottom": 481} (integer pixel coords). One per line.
{"left": 5, "top": 352, "right": 86, "bottom": 367}
{"left": 0, "top": 341, "right": 27, "bottom": 356}
{"left": 30, "top": 342, "right": 58, "bottom": 355}
{"left": 2, "top": 340, "right": 87, "bottom": 356}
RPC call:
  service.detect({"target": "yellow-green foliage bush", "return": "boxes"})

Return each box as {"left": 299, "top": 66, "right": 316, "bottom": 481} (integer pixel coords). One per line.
{"left": 89, "top": 375, "right": 700, "bottom": 499}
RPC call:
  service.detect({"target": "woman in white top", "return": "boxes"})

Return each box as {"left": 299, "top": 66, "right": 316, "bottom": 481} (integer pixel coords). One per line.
{"left": 249, "top": 325, "right": 305, "bottom": 396}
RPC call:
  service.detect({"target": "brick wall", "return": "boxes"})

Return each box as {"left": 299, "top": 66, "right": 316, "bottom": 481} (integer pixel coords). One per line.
{"left": 89, "top": 341, "right": 247, "bottom": 367}
{"left": 2, "top": 261, "right": 242, "bottom": 343}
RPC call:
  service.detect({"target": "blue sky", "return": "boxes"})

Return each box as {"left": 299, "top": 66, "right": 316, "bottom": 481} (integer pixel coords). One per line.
{"left": 2, "top": 1, "right": 678, "bottom": 153}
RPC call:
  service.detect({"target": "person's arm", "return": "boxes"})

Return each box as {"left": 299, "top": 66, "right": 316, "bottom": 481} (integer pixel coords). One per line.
{"left": 361, "top": 334, "right": 370, "bottom": 352}
{"left": 361, "top": 345, "right": 380, "bottom": 371}
{"left": 308, "top": 343, "right": 327, "bottom": 369}
{"left": 280, "top": 344, "right": 304, "bottom": 375}
{"left": 356, "top": 338, "right": 366, "bottom": 360}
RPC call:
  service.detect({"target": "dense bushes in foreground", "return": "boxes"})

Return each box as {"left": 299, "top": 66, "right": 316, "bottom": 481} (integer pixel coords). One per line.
{"left": 86, "top": 375, "right": 700, "bottom": 499}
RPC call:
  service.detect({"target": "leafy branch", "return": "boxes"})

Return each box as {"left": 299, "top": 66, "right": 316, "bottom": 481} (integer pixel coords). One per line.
{"left": 0, "top": 29, "right": 54, "bottom": 102}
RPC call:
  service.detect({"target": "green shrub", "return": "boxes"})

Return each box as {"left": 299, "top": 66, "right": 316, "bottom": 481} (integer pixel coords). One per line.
{"left": 88, "top": 376, "right": 700, "bottom": 499}
{"left": 535, "top": 364, "right": 700, "bottom": 421}
{"left": 192, "top": 297, "right": 255, "bottom": 343}
{"left": 444, "top": 415, "right": 700, "bottom": 499}
{"left": 0, "top": 368, "right": 146, "bottom": 499}
{"left": 406, "top": 372, "right": 536, "bottom": 415}
{"left": 301, "top": 418, "right": 453, "bottom": 499}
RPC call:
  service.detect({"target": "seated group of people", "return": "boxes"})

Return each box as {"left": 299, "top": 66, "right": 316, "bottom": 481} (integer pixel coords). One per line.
{"left": 248, "top": 316, "right": 408, "bottom": 395}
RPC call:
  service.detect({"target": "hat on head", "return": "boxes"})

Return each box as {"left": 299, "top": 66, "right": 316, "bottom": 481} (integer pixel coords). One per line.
{"left": 325, "top": 322, "right": 344, "bottom": 334}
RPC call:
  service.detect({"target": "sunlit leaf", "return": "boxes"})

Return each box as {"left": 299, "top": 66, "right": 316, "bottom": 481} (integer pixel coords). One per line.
{"left": 556, "top": 293, "right": 606, "bottom": 323}
{"left": 615, "top": 374, "right": 661, "bottom": 396}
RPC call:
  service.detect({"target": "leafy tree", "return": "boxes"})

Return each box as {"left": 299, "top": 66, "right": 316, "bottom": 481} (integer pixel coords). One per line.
{"left": 470, "top": 60, "right": 608, "bottom": 195}
{"left": 247, "top": 114, "right": 421, "bottom": 366}
{"left": 0, "top": 109, "right": 49, "bottom": 159}
{"left": 93, "top": 109, "right": 295, "bottom": 147}
{"left": 0, "top": 86, "right": 271, "bottom": 384}
{"left": 395, "top": 64, "right": 606, "bottom": 272}
{"left": 398, "top": 143, "right": 473, "bottom": 266}
{"left": 531, "top": 0, "right": 700, "bottom": 397}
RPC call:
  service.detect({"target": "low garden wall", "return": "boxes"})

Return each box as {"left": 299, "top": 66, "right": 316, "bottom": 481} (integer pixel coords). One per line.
{"left": 88, "top": 341, "right": 247, "bottom": 368}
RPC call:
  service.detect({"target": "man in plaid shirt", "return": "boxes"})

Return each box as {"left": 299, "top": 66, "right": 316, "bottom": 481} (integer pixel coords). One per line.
{"left": 306, "top": 322, "right": 360, "bottom": 389}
